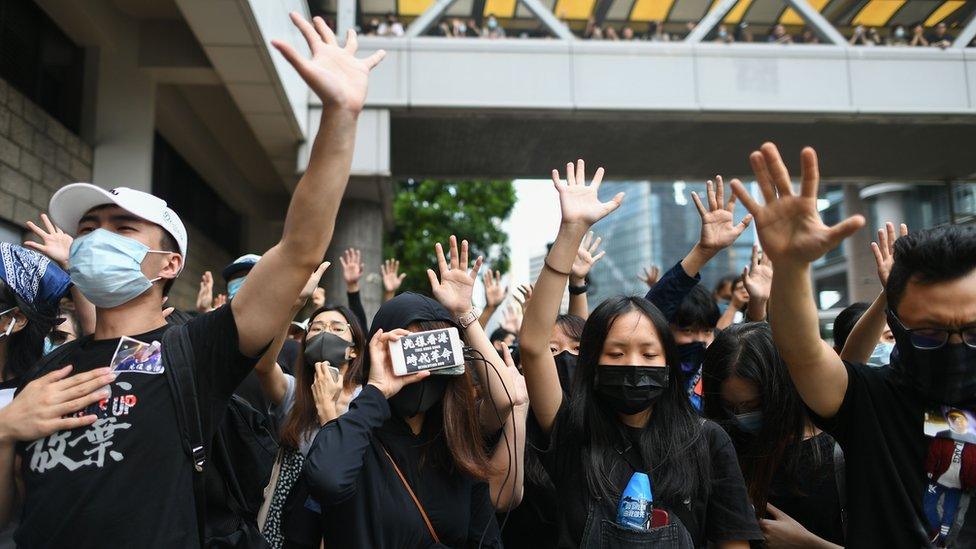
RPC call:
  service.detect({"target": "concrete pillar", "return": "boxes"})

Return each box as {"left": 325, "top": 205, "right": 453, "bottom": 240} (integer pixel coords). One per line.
{"left": 843, "top": 184, "right": 882, "bottom": 303}
{"left": 90, "top": 29, "right": 156, "bottom": 191}
{"left": 319, "top": 195, "right": 386, "bottom": 327}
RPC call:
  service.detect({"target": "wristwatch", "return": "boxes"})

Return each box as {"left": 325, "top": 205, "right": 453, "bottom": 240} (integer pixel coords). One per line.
{"left": 456, "top": 308, "right": 480, "bottom": 329}
{"left": 568, "top": 282, "right": 589, "bottom": 295}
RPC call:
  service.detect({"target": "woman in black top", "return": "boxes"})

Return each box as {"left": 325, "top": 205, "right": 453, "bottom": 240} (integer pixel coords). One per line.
{"left": 304, "top": 237, "right": 521, "bottom": 548}
{"left": 702, "top": 323, "right": 845, "bottom": 547}
{"left": 519, "top": 160, "right": 762, "bottom": 548}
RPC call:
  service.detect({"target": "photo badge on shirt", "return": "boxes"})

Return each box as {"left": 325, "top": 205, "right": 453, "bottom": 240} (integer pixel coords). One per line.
{"left": 111, "top": 336, "right": 163, "bottom": 375}
{"left": 923, "top": 406, "right": 976, "bottom": 547}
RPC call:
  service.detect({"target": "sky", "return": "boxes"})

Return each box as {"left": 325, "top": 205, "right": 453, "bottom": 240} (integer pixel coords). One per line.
{"left": 503, "top": 179, "right": 562, "bottom": 288}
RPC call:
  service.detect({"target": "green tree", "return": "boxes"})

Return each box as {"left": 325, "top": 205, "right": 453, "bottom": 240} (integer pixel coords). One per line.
{"left": 385, "top": 179, "right": 517, "bottom": 295}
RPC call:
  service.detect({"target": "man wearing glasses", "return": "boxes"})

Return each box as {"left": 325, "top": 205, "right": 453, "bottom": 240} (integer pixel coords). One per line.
{"left": 732, "top": 143, "right": 976, "bottom": 548}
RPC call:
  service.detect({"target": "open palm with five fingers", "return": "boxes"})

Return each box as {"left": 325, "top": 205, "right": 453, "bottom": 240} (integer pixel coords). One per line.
{"left": 483, "top": 270, "right": 507, "bottom": 308}
{"left": 692, "top": 176, "right": 752, "bottom": 253}
{"left": 571, "top": 231, "right": 606, "bottom": 282}
{"left": 427, "top": 235, "right": 484, "bottom": 316}
{"left": 381, "top": 258, "right": 406, "bottom": 294}
{"left": 271, "top": 12, "right": 385, "bottom": 111}
{"left": 552, "top": 159, "right": 623, "bottom": 228}
{"left": 730, "top": 144, "right": 865, "bottom": 266}
{"left": 339, "top": 248, "right": 364, "bottom": 290}
{"left": 24, "top": 214, "right": 72, "bottom": 269}
{"left": 871, "top": 221, "right": 908, "bottom": 287}
{"left": 743, "top": 245, "right": 773, "bottom": 304}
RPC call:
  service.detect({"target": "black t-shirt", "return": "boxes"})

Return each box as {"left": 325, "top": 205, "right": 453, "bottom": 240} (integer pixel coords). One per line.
{"left": 15, "top": 305, "right": 255, "bottom": 548}
{"left": 305, "top": 385, "right": 501, "bottom": 548}
{"left": 766, "top": 432, "right": 845, "bottom": 545}
{"left": 537, "top": 405, "right": 762, "bottom": 548}
{"left": 810, "top": 361, "right": 933, "bottom": 547}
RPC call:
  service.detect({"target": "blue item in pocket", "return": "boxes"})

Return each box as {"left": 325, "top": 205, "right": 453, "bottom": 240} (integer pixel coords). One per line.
{"left": 616, "top": 472, "right": 653, "bottom": 531}
{"left": 304, "top": 496, "right": 322, "bottom": 514}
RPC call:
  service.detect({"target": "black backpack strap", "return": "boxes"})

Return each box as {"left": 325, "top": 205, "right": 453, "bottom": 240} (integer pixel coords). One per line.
{"left": 161, "top": 326, "right": 207, "bottom": 545}
{"left": 833, "top": 441, "right": 847, "bottom": 537}
{"left": 15, "top": 335, "right": 93, "bottom": 395}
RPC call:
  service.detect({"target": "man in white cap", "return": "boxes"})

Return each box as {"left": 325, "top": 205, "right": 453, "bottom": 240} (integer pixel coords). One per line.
{"left": 0, "top": 12, "right": 386, "bottom": 548}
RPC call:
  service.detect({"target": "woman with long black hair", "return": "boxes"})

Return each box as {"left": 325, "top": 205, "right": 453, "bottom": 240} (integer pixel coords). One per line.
{"left": 702, "top": 323, "right": 845, "bottom": 547}
{"left": 303, "top": 236, "right": 522, "bottom": 547}
{"left": 519, "top": 160, "right": 762, "bottom": 548}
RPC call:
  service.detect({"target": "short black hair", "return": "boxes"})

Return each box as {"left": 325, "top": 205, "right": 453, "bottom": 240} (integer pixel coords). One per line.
{"left": 887, "top": 225, "right": 976, "bottom": 313}
{"left": 832, "top": 301, "right": 870, "bottom": 351}
{"left": 674, "top": 284, "right": 720, "bottom": 329}
{"left": 489, "top": 327, "right": 516, "bottom": 344}
{"left": 556, "top": 314, "right": 585, "bottom": 341}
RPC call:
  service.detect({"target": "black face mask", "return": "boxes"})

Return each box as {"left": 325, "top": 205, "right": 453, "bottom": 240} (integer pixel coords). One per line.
{"left": 304, "top": 332, "right": 353, "bottom": 369}
{"left": 554, "top": 351, "right": 578, "bottom": 393}
{"left": 594, "top": 365, "right": 669, "bottom": 415}
{"left": 677, "top": 342, "right": 706, "bottom": 376}
{"left": 388, "top": 376, "right": 450, "bottom": 418}
{"left": 888, "top": 310, "right": 976, "bottom": 407}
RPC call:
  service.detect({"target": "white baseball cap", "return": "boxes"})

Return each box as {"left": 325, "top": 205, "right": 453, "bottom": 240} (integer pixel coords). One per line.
{"left": 49, "top": 183, "right": 188, "bottom": 268}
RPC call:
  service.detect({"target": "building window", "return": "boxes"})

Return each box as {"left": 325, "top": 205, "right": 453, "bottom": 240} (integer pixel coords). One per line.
{"left": 152, "top": 133, "right": 241, "bottom": 254}
{"left": 0, "top": 0, "right": 85, "bottom": 132}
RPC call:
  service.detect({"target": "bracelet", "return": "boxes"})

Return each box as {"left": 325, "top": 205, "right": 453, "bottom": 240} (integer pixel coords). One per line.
{"left": 543, "top": 260, "right": 572, "bottom": 277}
{"left": 568, "top": 282, "right": 589, "bottom": 295}
{"left": 456, "top": 308, "right": 480, "bottom": 329}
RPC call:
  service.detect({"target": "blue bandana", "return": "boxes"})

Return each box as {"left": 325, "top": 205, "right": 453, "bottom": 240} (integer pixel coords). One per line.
{"left": 0, "top": 243, "right": 72, "bottom": 306}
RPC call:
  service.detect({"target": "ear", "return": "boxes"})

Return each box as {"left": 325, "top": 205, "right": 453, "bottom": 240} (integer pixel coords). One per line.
{"left": 9, "top": 310, "right": 28, "bottom": 334}
{"left": 348, "top": 348, "right": 358, "bottom": 359}
{"left": 158, "top": 253, "right": 183, "bottom": 281}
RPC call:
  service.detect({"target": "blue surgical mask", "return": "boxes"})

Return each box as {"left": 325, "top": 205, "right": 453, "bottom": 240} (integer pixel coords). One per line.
{"left": 227, "top": 277, "right": 246, "bottom": 299}
{"left": 43, "top": 336, "right": 59, "bottom": 356}
{"left": 868, "top": 341, "right": 895, "bottom": 368}
{"left": 733, "top": 410, "right": 763, "bottom": 434}
{"left": 69, "top": 229, "right": 169, "bottom": 309}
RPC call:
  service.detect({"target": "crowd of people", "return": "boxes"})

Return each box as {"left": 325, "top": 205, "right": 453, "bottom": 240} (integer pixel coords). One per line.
{"left": 0, "top": 10, "right": 974, "bottom": 549}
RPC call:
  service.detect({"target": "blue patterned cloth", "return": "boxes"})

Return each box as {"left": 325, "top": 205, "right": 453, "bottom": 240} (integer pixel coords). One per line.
{"left": 0, "top": 243, "right": 71, "bottom": 306}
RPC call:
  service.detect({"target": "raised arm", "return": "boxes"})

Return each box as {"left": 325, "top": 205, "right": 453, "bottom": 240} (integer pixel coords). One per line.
{"left": 233, "top": 13, "right": 385, "bottom": 357}
{"left": 427, "top": 236, "right": 515, "bottom": 431}
{"left": 646, "top": 177, "right": 752, "bottom": 322}
{"left": 479, "top": 270, "right": 507, "bottom": 328}
{"left": 841, "top": 222, "right": 908, "bottom": 364}
{"left": 730, "top": 143, "right": 864, "bottom": 418}
{"left": 568, "top": 231, "right": 606, "bottom": 319}
{"left": 24, "top": 214, "right": 96, "bottom": 335}
{"left": 743, "top": 245, "right": 773, "bottom": 322}
{"left": 520, "top": 160, "right": 623, "bottom": 433}
{"left": 340, "top": 248, "right": 369, "bottom": 329}
{"left": 487, "top": 345, "right": 527, "bottom": 511}
{"left": 255, "top": 262, "right": 330, "bottom": 406}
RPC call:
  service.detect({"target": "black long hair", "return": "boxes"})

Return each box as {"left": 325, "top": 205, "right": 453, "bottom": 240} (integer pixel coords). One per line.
{"left": 701, "top": 322, "right": 823, "bottom": 513}
{"left": 564, "top": 295, "right": 710, "bottom": 507}
{"left": 0, "top": 279, "right": 59, "bottom": 382}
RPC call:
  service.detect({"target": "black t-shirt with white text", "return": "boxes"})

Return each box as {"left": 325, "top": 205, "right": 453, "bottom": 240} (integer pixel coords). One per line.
{"left": 15, "top": 305, "right": 255, "bottom": 548}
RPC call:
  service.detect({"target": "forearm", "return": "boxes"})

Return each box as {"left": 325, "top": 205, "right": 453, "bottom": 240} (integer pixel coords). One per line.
{"left": 746, "top": 297, "right": 768, "bottom": 322}
{"left": 316, "top": 400, "right": 339, "bottom": 426}
{"left": 488, "top": 406, "right": 527, "bottom": 511}
{"left": 0, "top": 439, "right": 14, "bottom": 528}
{"left": 383, "top": 289, "right": 395, "bottom": 302}
{"left": 479, "top": 304, "right": 498, "bottom": 328}
{"left": 568, "top": 275, "right": 588, "bottom": 319}
{"left": 464, "top": 321, "right": 513, "bottom": 430}
{"left": 520, "top": 223, "right": 584, "bottom": 431}
{"left": 716, "top": 303, "right": 738, "bottom": 330}
{"left": 841, "top": 291, "right": 887, "bottom": 364}
{"left": 680, "top": 244, "right": 717, "bottom": 279}
{"left": 347, "top": 291, "right": 368, "bottom": 332}
{"left": 770, "top": 261, "right": 847, "bottom": 417}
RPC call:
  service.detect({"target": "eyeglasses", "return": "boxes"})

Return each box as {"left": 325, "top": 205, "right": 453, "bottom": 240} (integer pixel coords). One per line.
{"left": 887, "top": 310, "right": 976, "bottom": 350}
{"left": 310, "top": 321, "right": 350, "bottom": 335}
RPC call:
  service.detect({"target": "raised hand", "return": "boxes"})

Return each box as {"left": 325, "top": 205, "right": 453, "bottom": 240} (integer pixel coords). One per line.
{"left": 0, "top": 366, "right": 115, "bottom": 442}
{"left": 638, "top": 265, "right": 660, "bottom": 288}
{"left": 500, "top": 345, "right": 529, "bottom": 409}
{"left": 427, "top": 235, "right": 483, "bottom": 316}
{"left": 730, "top": 144, "right": 864, "bottom": 266}
{"left": 743, "top": 245, "right": 773, "bottom": 304}
{"left": 297, "top": 261, "right": 331, "bottom": 309}
{"left": 552, "top": 159, "right": 623, "bottom": 228}
{"left": 339, "top": 248, "right": 364, "bottom": 292}
{"left": 366, "top": 328, "right": 430, "bottom": 399}
{"left": 514, "top": 284, "right": 534, "bottom": 312}
{"left": 196, "top": 272, "right": 215, "bottom": 313}
{"left": 212, "top": 293, "right": 228, "bottom": 310}
{"left": 871, "top": 222, "right": 908, "bottom": 287}
{"left": 24, "top": 213, "right": 72, "bottom": 268}
{"left": 483, "top": 270, "right": 507, "bottom": 308}
{"left": 571, "top": 231, "right": 606, "bottom": 282}
{"left": 381, "top": 258, "right": 406, "bottom": 294}
{"left": 271, "top": 13, "right": 385, "bottom": 111}
{"left": 692, "top": 176, "right": 753, "bottom": 254}
{"left": 501, "top": 302, "right": 522, "bottom": 333}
